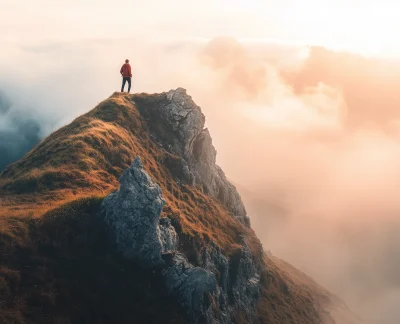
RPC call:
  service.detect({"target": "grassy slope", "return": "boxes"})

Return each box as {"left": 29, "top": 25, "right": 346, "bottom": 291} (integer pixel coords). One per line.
{"left": 0, "top": 198, "right": 186, "bottom": 324}
{"left": 0, "top": 92, "right": 345, "bottom": 323}
{"left": 0, "top": 93, "right": 254, "bottom": 255}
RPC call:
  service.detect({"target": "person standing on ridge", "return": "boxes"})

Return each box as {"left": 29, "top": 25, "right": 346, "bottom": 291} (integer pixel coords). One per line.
{"left": 120, "top": 59, "right": 132, "bottom": 93}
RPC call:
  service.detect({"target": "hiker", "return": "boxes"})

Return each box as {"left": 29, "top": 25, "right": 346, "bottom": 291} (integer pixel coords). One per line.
{"left": 120, "top": 59, "right": 132, "bottom": 93}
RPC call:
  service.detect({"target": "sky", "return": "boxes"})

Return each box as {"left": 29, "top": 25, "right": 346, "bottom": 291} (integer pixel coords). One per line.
{"left": 2, "top": 0, "right": 400, "bottom": 56}
{"left": 2, "top": 1, "right": 400, "bottom": 322}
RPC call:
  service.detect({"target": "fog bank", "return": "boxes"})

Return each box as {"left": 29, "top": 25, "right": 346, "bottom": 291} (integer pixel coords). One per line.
{"left": 1, "top": 37, "right": 400, "bottom": 321}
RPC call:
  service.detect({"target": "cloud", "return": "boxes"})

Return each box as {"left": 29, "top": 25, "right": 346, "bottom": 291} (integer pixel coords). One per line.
{"left": 0, "top": 91, "right": 42, "bottom": 171}
{"left": 193, "top": 37, "right": 400, "bottom": 321}
{"left": 2, "top": 36, "right": 400, "bottom": 321}
{"left": 199, "top": 37, "right": 346, "bottom": 131}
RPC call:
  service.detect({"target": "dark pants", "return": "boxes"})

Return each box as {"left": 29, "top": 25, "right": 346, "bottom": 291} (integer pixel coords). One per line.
{"left": 121, "top": 77, "right": 131, "bottom": 93}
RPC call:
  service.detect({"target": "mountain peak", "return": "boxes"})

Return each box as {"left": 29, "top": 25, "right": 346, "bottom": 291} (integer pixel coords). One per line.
{"left": 132, "top": 89, "right": 248, "bottom": 223}
{"left": 0, "top": 89, "right": 356, "bottom": 324}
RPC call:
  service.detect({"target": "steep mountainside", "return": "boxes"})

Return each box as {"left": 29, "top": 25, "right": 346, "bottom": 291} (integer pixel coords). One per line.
{"left": 0, "top": 89, "right": 358, "bottom": 323}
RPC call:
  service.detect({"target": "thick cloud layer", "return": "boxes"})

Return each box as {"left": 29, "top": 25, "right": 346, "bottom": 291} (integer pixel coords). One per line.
{"left": 2, "top": 37, "right": 400, "bottom": 321}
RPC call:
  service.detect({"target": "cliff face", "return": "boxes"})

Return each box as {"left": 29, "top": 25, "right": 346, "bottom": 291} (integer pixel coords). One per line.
{"left": 0, "top": 89, "right": 357, "bottom": 324}
{"left": 134, "top": 88, "right": 249, "bottom": 224}
{"left": 102, "top": 89, "right": 261, "bottom": 323}
{"left": 102, "top": 157, "right": 261, "bottom": 323}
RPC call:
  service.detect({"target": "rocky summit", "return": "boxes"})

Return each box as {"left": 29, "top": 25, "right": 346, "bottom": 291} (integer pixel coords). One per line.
{"left": 135, "top": 88, "right": 249, "bottom": 224}
{"left": 0, "top": 88, "right": 358, "bottom": 324}
{"left": 102, "top": 89, "right": 261, "bottom": 322}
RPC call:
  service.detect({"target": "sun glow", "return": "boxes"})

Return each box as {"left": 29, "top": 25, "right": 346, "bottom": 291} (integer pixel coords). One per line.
{"left": 229, "top": 0, "right": 400, "bottom": 57}
{"left": 2, "top": 0, "right": 400, "bottom": 57}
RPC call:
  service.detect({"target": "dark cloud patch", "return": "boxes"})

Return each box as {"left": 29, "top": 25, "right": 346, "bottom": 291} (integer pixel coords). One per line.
{"left": 0, "top": 90, "right": 11, "bottom": 113}
{"left": 0, "top": 91, "right": 42, "bottom": 171}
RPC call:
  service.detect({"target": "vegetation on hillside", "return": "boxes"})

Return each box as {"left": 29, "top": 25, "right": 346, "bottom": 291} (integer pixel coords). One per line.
{"left": 0, "top": 198, "right": 185, "bottom": 324}
{"left": 0, "top": 92, "right": 346, "bottom": 323}
{"left": 0, "top": 93, "right": 255, "bottom": 255}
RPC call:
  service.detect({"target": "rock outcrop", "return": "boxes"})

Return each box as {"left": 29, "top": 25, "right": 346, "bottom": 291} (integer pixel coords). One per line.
{"left": 101, "top": 89, "right": 264, "bottom": 322}
{"left": 134, "top": 88, "right": 249, "bottom": 225}
{"left": 162, "top": 252, "right": 218, "bottom": 322}
{"left": 102, "top": 154, "right": 262, "bottom": 323}
{"left": 0, "top": 87, "right": 357, "bottom": 324}
{"left": 102, "top": 157, "right": 177, "bottom": 267}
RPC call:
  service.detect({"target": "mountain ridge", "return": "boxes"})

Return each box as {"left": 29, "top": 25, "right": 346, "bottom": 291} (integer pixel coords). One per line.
{"left": 0, "top": 89, "right": 357, "bottom": 323}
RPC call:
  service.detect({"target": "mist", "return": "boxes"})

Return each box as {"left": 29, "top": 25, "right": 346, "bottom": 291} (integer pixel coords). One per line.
{"left": 199, "top": 39, "right": 400, "bottom": 321}
{"left": 0, "top": 90, "right": 42, "bottom": 170}
{"left": 1, "top": 37, "right": 400, "bottom": 321}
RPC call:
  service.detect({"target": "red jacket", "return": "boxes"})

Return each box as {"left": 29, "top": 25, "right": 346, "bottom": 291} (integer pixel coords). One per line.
{"left": 120, "top": 63, "right": 132, "bottom": 77}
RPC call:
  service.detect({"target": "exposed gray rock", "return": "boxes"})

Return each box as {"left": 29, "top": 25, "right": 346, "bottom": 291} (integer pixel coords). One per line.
{"left": 199, "top": 242, "right": 261, "bottom": 322}
{"left": 228, "top": 240, "right": 261, "bottom": 313}
{"left": 162, "top": 241, "right": 261, "bottom": 323}
{"left": 102, "top": 156, "right": 262, "bottom": 323}
{"left": 159, "top": 217, "right": 178, "bottom": 253}
{"left": 103, "top": 87, "right": 266, "bottom": 321}
{"left": 191, "top": 129, "right": 248, "bottom": 222}
{"left": 164, "top": 88, "right": 206, "bottom": 158}
{"left": 101, "top": 156, "right": 177, "bottom": 267}
{"left": 133, "top": 88, "right": 249, "bottom": 226}
{"left": 163, "top": 152, "right": 192, "bottom": 184}
{"left": 162, "top": 252, "right": 218, "bottom": 323}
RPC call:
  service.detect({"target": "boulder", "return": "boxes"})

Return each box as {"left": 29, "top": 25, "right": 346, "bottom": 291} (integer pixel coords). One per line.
{"left": 102, "top": 156, "right": 176, "bottom": 267}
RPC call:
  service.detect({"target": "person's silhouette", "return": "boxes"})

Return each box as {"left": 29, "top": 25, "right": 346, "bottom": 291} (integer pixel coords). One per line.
{"left": 120, "top": 59, "right": 132, "bottom": 93}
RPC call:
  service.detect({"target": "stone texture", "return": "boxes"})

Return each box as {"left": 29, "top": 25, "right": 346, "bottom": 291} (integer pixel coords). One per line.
{"left": 159, "top": 217, "right": 178, "bottom": 253}
{"left": 102, "top": 89, "right": 265, "bottom": 322}
{"left": 162, "top": 252, "right": 218, "bottom": 323}
{"left": 102, "top": 156, "right": 176, "bottom": 267}
{"left": 227, "top": 240, "right": 261, "bottom": 312}
{"left": 201, "top": 242, "right": 261, "bottom": 322}
{"left": 134, "top": 88, "right": 249, "bottom": 226}
{"left": 102, "top": 156, "right": 262, "bottom": 323}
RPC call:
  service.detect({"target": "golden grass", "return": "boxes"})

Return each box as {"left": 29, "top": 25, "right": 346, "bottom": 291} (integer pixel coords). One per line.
{"left": 255, "top": 253, "right": 342, "bottom": 324}
{"left": 0, "top": 92, "right": 262, "bottom": 322}
{"left": 0, "top": 92, "right": 256, "bottom": 256}
{"left": 0, "top": 197, "right": 186, "bottom": 324}
{"left": 0, "top": 91, "right": 344, "bottom": 324}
